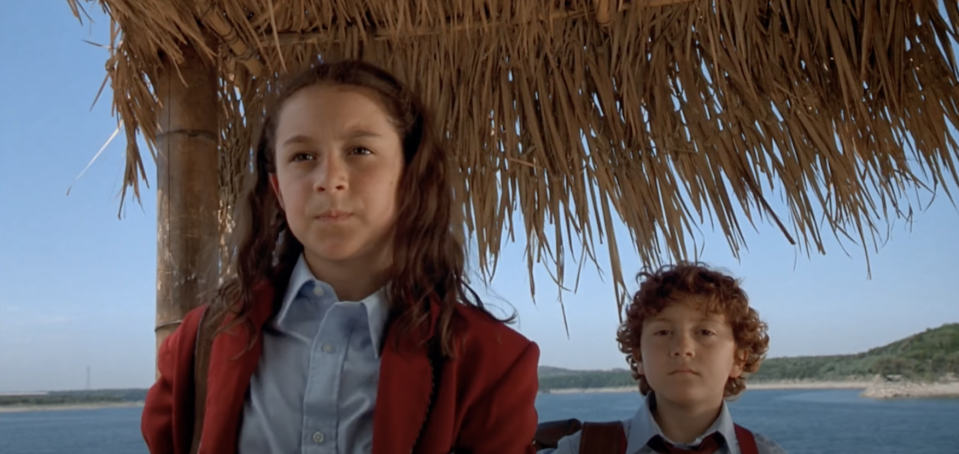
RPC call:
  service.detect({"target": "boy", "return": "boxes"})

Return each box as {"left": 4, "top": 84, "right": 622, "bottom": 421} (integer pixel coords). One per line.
{"left": 538, "top": 263, "right": 787, "bottom": 454}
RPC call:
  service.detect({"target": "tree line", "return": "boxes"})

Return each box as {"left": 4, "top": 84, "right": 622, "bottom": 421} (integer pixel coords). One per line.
{"left": 537, "top": 323, "right": 959, "bottom": 390}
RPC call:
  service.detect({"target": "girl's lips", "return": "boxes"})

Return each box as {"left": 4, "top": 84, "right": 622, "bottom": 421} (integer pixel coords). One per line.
{"left": 316, "top": 210, "right": 353, "bottom": 222}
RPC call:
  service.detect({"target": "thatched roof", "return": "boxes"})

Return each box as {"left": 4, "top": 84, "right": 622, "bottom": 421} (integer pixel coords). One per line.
{"left": 67, "top": 0, "right": 959, "bottom": 311}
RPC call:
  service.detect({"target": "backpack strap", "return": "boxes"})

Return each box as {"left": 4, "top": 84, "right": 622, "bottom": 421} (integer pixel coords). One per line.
{"left": 578, "top": 421, "right": 627, "bottom": 454}
{"left": 189, "top": 305, "right": 214, "bottom": 454}
{"left": 734, "top": 424, "right": 758, "bottom": 454}
{"left": 533, "top": 418, "right": 584, "bottom": 450}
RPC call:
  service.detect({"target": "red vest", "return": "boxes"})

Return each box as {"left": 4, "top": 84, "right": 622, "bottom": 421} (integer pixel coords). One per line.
{"left": 577, "top": 421, "right": 758, "bottom": 454}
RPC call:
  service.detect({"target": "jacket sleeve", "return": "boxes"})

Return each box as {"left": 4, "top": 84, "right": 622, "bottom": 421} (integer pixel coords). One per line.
{"left": 141, "top": 326, "right": 183, "bottom": 454}
{"left": 457, "top": 341, "right": 541, "bottom": 454}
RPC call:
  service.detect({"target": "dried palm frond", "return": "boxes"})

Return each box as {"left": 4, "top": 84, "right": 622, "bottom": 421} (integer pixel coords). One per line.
{"left": 66, "top": 0, "right": 959, "bottom": 316}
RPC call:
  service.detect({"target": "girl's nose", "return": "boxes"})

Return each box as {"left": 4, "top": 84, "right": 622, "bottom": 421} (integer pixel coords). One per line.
{"left": 314, "top": 155, "right": 349, "bottom": 192}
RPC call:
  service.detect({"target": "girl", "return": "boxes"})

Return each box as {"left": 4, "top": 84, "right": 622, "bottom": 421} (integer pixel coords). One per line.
{"left": 142, "top": 60, "right": 540, "bottom": 454}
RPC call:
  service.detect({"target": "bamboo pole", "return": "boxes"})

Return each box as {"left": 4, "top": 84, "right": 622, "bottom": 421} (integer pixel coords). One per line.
{"left": 154, "top": 43, "right": 219, "bottom": 362}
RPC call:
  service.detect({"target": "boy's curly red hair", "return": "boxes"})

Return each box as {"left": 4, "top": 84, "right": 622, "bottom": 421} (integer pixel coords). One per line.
{"left": 616, "top": 262, "right": 770, "bottom": 398}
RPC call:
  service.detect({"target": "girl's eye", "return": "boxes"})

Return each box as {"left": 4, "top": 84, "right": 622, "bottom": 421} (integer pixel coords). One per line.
{"left": 291, "top": 152, "right": 314, "bottom": 162}
{"left": 700, "top": 329, "right": 716, "bottom": 336}
{"left": 653, "top": 330, "right": 670, "bottom": 336}
{"left": 351, "top": 147, "right": 373, "bottom": 155}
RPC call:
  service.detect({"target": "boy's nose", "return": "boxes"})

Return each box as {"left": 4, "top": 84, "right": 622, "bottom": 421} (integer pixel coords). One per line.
{"left": 670, "top": 335, "right": 695, "bottom": 357}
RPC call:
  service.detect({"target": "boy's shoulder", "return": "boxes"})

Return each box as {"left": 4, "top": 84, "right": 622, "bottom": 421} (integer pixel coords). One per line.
{"left": 748, "top": 430, "right": 788, "bottom": 454}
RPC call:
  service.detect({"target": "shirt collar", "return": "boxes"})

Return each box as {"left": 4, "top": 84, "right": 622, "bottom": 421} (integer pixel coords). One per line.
{"left": 625, "top": 393, "right": 738, "bottom": 454}
{"left": 275, "top": 254, "right": 391, "bottom": 357}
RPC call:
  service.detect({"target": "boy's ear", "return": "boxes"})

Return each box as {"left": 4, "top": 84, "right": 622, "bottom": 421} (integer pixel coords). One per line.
{"left": 633, "top": 351, "right": 644, "bottom": 376}
{"left": 730, "top": 349, "right": 748, "bottom": 378}
{"left": 269, "top": 174, "right": 285, "bottom": 210}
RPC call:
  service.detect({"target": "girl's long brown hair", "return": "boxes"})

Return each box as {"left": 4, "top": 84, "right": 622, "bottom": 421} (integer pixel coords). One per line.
{"left": 209, "top": 59, "right": 506, "bottom": 357}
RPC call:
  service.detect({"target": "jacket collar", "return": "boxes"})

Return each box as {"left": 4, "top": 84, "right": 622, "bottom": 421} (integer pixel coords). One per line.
{"left": 625, "top": 393, "right": 738, "bottom": 454}
{"left": 200, "top": 279, "right": 440, "bottom": 454}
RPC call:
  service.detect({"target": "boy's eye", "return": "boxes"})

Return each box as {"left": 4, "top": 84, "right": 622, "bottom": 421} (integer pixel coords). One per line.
{"left": 700, "top": 329, "right": 716, "bottom": 336}
{"left": 351, "top": 147, "right": 373, "bottom": 155}
{"left": 291, "top": 152, "right": 314, "bottom": 162}
{"left": 653, "top": 329, "right": 670, "bottom": 336}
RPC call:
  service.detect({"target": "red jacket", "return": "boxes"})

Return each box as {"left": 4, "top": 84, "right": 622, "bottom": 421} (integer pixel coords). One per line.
{"left": 142, "top": 282, "right": 540, "bottom": 454}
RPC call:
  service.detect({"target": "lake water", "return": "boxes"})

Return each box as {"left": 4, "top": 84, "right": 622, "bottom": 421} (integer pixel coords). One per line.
{"left": 1, "top": 390, "right": 957, "bottom": 453}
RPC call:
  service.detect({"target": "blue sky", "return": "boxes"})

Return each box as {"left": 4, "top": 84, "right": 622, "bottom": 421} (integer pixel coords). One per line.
{"left": 1, "top": 3, "right": 957, "bottom": 393}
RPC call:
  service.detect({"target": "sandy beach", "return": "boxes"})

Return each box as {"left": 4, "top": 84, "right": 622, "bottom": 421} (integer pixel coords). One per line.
{"left": 0, "top": 401, "right": 144, "bottom": 414}
{"left": 545, "top": 386, "right": 636, "bottom": 394}
{"left": 749, "top": 380, "right": 871, "bottom": 390}
{"left": 860, "top": 380, "right": 959, "bottom": 399}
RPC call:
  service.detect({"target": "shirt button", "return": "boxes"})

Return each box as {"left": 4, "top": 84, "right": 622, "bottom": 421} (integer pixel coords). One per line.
{"left": 312, "top": 432, "right": 324, "bottom": 444}
{"left": 313, "top": 285, "right": 325, "bottom": 296}
{"left": 322, "top": 343, "right": 335, "bottom": 354}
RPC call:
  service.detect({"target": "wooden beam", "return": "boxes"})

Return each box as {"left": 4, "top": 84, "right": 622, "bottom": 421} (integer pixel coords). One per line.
{"left": 154, "top": 43, "right": 219, "bottom": 364}
{"left": 196, "top": 0, "right": 264, "bottom": 76}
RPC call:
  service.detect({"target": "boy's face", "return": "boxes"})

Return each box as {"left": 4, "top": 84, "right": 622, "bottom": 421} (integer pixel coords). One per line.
{"left": 636, "top": 297, "right": 744, "bottom": 408}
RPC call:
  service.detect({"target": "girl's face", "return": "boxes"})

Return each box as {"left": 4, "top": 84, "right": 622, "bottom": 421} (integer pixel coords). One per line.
{"left": 270, "top": 84, "right": 404, "bottom": 274}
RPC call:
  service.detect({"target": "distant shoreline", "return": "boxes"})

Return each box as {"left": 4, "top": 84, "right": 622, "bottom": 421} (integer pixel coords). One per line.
{"left": 750, "top": 380, "right": 872, "bottom": 390}
{"left": 542, "top": 378, "right": 959, "bottom": 398}
{"left": 541, "top": 380, "right": 871, "bottom": 395}
{"left": 859, "top": 380, "right": 959, "bottom": 399}
{"left": 4, "top": 379, "right": 956, "bottom": 413}
{"left": 0, "top": 401, "right": 144, "bottom": 414}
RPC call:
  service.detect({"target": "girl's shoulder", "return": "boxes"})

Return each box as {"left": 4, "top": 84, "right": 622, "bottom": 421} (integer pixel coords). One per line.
{"left": 156, "top": 303, "right": 211, "bottom": 367}
{"left": 449, "top": 303, "right": 537, "bottom": 361}
{"left": 451, "top": 302, "right": 531, "bottom": 339}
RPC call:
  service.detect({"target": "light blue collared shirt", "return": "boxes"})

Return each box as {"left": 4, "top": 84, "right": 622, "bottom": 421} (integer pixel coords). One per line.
{"left": 238, "top": 255, "right": 390, "bottom": 454}
{"left": 538, "top": 394, "right": 787, "bottom": 454}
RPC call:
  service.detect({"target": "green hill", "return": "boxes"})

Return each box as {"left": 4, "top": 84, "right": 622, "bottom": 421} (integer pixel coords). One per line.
{"left": 537, "top": 366, "right": 582, "bottom": 378}
{"left": 537, "top": 367, "right": 635, "bottom": 391}
{"left": 538, "top": 323, "right": 959, "bottom": 390}
{"left": 751, "top": 323, "right": 959, "bottom": 382}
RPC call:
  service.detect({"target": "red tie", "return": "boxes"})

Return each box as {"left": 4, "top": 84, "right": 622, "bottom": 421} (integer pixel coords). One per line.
{"left": 647, "top": 432, "right": 723, "bottom": 454}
